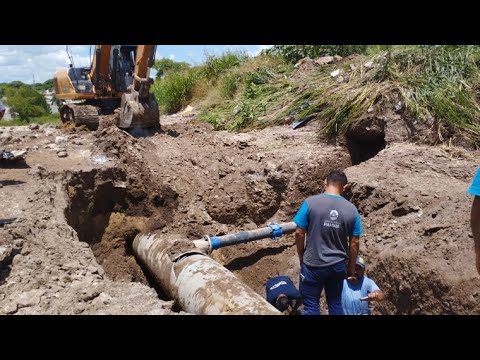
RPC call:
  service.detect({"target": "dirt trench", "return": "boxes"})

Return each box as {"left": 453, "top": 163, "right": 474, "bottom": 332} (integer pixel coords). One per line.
{"left": 55, "top": 117, "right": 353, "bottom": 312}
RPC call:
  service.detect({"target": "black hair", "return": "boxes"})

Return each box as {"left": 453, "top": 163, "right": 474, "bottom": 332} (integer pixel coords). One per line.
{"left": 275, "top": 295, "right": 290, "bottom": 312}
{"left": 326, "top": 170, "right": 348, "bottom": 187}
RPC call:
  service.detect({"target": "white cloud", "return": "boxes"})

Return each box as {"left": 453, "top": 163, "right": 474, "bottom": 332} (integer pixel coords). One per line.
{"left": 169, "top": 54, "right": 175, "bottom": 60}
{"left": 219, "top": 45, "right": 273, "bottom": 57}
{"left": 0, "top": 45, "right": 90, "bottom": 84}
{"left": 248, "top": 45, "right": 273, "bottom": 57}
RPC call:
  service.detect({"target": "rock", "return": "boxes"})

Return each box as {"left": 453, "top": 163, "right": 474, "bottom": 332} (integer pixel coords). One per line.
{"left": 181, "top": 105, "right": 194, "bottom": 114}
{"left": 17, "top": 289, "right": 45, "bottom": 308}
{"left": 314, "top": 56, "right": 334, "bottom": 65}
{"left": 0, "top": 133, "right": 12, "bottom": 143}
{"left": 55, "top": 136, "right": 67, "bottom": 144}
{"left": 364, "top": 61, "right": 374, "bottom": 69}
{"left": 333, "top": 55, "right": 343, "bottom": 61}
{"left": 237, "top": 141, "right": 249, "bottom": 149}
{"left": 28, "top": 164, "right": 47, "bottom": 176}
{"left": 29, "top": 124, "right": 39, "bottom": 130}
{"left": 394, "top": 101, "right": 404, "bottom": 113}
{"left": 44, "top": 129, "right": 55, "bottom": 136}
{"left": 91, "top": 292, "right": 112, "bottom": 306}
{"left": 2, "top": 303, "right": 18, "bottom": 314}
{"left": 57, "top": 151, "right": 68, "bottom": 158}
{"left": 330, "top": 69, "right": 340, "bottom": 77}
{"left": 87, "top": 265, "right": 100, "bottom": 275}
{"left": 0, "top": 245, "right": 13, "bottom": 264}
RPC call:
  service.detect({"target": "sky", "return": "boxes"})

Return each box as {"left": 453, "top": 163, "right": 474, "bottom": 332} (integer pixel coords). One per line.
{"left": 0, "top": 45, "right": 272, "bottom": 84}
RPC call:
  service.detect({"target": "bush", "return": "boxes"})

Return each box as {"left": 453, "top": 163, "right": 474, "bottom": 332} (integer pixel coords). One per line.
{"left": 3, "top": 85, "right": 50, "bottom": 121}
{"left": 220, "top": 73, "right": 241, "bottom": 99}
{"left": 203, "top": 51, "right": 248, "bottom": 84}
{"left": 152, "top": 68, "right": 203, "bottom": 114}
{"left": 153, "top": 59, "right": 190, "bottom": 79}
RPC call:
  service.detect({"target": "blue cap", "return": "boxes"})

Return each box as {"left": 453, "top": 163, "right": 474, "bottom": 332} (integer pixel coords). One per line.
{"left": 356, "top": 255, "right": 366, "bottom": 269}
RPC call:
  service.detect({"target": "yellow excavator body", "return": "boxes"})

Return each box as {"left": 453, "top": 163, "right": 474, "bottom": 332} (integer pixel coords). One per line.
{"left": 53, "top": 45, "right": 159, "bottom": 130}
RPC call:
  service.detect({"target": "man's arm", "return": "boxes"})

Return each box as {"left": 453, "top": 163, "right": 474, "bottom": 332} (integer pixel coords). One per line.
{"left": 471, "top": 196, "right": 480, "bottom": 274}
{"left": 295, "top": 228, "right": 306, "bottom": 264}
{"left": 347, "top": 236, "right": 360, "bottom": 278}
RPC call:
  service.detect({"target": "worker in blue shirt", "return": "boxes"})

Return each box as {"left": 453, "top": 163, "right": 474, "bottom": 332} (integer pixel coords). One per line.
{"left": 341, "top": 255, "right": 384, "bottom": 315}
{"left": 266, "top": 276, "right": 303, "bottom": 315}
{"left": 293, "top": 170, "right": 363, "bottom": 315}
{"left": 468, "top": 166, "right": 480, "bottom": 275}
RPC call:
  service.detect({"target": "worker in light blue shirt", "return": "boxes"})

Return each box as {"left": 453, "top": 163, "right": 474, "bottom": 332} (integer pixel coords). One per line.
{"left": 468, "top": 167, "right": 480, "bottom": 275}
{"left": 342, "top": 255, "right": 384, "bottom": 315}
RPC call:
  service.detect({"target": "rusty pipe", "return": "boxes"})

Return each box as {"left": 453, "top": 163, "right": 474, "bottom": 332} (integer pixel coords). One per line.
{"left": 133, "top": 233, "right": 280, "bottom": 315}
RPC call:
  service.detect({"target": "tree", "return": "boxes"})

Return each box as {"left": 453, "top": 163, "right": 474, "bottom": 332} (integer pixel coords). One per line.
{"left": 33, "top": 79, "right": 55, "bottom": 92}
{"left": 3, "top": 86, "right": 50, "bottom": 121}
{"left": 153, "top": 58, "right": 190, "bottom": 79}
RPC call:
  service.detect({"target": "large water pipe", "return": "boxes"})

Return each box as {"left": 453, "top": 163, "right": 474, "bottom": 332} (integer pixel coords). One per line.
{"left": 133, "top": 232, "right": 281, "bottom": 315}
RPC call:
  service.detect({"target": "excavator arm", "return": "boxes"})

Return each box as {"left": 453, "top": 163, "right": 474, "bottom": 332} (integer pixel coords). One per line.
{"left": 89, "top": 45, "right": 113, "bottom": 97}
{"left": 119, "top": 45, "right": 159, "bottom": 128}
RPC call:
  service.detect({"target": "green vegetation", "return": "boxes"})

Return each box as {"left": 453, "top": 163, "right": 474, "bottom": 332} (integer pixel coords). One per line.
{"left": 203, "top": 51, "right": 248, "bottom": 84}
{"left": 390, "top": 46, "right": 480, "bottom": 142}
{"left": 33, "top": 79, "right": 55, "bottom": 92}
{"left": 152, "top": 46, "right": 480, "bottom": 145}
{"left": 153, "top": 58, "right": 190, "bottom": 79}
{"left": 0, "top": 113, "right": 60, "bottom": 127}
{"left": 0, "top": 78, "right": 54, "bottom": 97}
{"left": 151, "top": 51, "right": 247, "bottom": 114}
{"left": 151, "top": 67, "right": 204, "bottom": 114}
{"left": 3, "top": 86, "right": 51, "bottom": 121}
{"left": 0, "top": 78, "right": 55, "bottom": 124}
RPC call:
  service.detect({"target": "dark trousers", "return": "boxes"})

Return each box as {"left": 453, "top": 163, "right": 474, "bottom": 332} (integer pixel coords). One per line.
{"left": 299, "top": 261, "right": 346, "bottom": 315}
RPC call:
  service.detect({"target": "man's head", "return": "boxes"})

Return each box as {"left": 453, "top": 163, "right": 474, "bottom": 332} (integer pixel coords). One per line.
{"left": 324, "top": 170, "right": 348, "bottom": 194}
{"left": 354, "top": 255, "right": 366, "bottom": 279}
{"left": 275, "top": 294, "right": 290, "bottom": 312}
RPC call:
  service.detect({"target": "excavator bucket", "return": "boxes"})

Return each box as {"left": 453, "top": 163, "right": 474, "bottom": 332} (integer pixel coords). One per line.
{"left": 118, "top": 45, "right": 160, "bottom": 129}
{"left": 119, "top": 92, "right": 159, "bottom": 129}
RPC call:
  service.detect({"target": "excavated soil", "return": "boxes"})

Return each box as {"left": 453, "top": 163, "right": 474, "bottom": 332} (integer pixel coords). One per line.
{"left": 1, "top": 108, "right": 479, "bottom": 314}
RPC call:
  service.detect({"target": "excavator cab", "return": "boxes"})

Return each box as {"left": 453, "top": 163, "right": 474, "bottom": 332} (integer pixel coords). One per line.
{"left": 53, "top": 45, "right": 159, "bottom": 130}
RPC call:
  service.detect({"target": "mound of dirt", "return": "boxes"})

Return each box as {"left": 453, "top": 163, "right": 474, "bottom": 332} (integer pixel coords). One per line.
{"left": 345, "top": 143, "right": 480, "bottom": 314}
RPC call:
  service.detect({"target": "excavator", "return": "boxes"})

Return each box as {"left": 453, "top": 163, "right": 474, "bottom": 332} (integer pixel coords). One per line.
{"left": 53, "top": 45, "right": 159, "bottom": 130}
